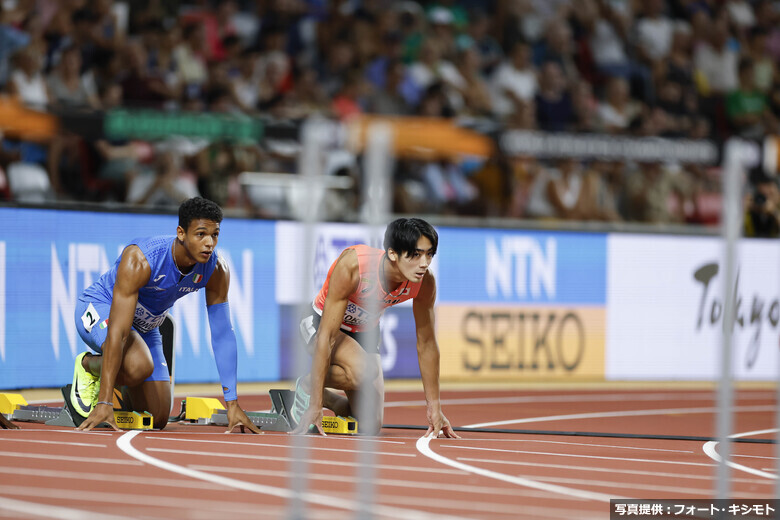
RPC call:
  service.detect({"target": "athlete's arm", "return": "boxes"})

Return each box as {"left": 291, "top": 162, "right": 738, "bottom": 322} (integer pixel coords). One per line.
{"left": 295, "top": 249, "right": 359, "bottom": 435}
{"left": 413, "top": 270, "right": 459, "bottom": 439}
{"left": 205, "top": 255, "right": 261, "bottom": 434}
{"left": 79, "top": 246, "right": 149, "bottom": 431}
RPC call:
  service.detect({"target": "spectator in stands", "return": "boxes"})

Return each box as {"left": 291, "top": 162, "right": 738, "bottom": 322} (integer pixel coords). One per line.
{"left": 725, "top": 0, "right": 756, "bottom": 40}
{"left": 571, "top": 80, "right": 600, "bottom": 132}
{"left": 228, "top": 48, "right": 261, "bottom": 113}
{"left": 693, "top": 14, "right": 738, "bottom": 96}
{"left": 533, "top": 16, "right": 578, "bottom": 86}
{"left": 365, "top": 59, "right": 412, "bottom": 116}
{"left": 126, "top": 150, "right": 199, "bottom": 208}
{"left": 8, "top": 46, "right": 50, "bottom": 109}
{"left": 421, "top": 157, "right": 479, "bottom": 215}
{"left": 449, "top": 45, "right": 492, "bottom": 117}
{"left": 525, "top": 159, "right": 590, "bottom": 220}
{"left": 464, "top": 9, "right": 503, "bottom": 76}
{"left": 0, "top": 3, "right": 31, "bottom": 88}
{"left": 120, "top": 40, "right": 175, "bottom": 108}
{"left": 666, "top": 22, "right": 695, "bottom": 88}
{"left": 623, "top": 161, "right": 695, "bottom": 224}
{"left": 173, "top": 22, "right": 209, "bottom": 101}
{"left": 331, "top": 68, "right": 365, "bottom": 121}
{"left": 490, "top": 41, "right": 538, "bottom": 121}
{"left": 534, "top": 60, "right": 575, "bottom": 132}
{"left": 726, "top": 58, "right": 776, "bottom": 140}
{"left": 584, "top": 0, "right": 653, "bottom": 102}
{"left": 597, "top": 76, "right": 638, "bottom": 133}
{"left": 427, "top": 6, "right": 458, "bottom": 62}
{"left": 408, "top": 37, "right": 460, "bottom": 105}
{"left": 635, "top": 0, "right": 674, "bottom": 83}
{"left": 754, "top": 0, "right": 780, "bottom": 63}
{"left": 745, "top": 27, "right": 776, "bottom": 94}
{"left": 47, "top": 44, "right": 101, "bottom": 109}
{"left": 744, "top": 176, "right": 780, "bottom": 238}
{"left": 283, "top": 66, "right": 329, "bottom": 119}
{"left": 582, "top": 160, "right": 625, "bottom": 222}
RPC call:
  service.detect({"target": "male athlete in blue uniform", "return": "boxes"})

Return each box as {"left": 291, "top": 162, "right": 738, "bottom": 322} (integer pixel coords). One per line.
{"left": 72, "top": 197, "right": 260, "bottom": 433}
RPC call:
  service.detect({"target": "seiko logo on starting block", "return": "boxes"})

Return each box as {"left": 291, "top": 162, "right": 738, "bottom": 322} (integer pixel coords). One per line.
{"left": 112, "top": 411, "right": 153, "bottom": 430}
{"left": 321, "top": 416, "right": 358, "bottom": 435}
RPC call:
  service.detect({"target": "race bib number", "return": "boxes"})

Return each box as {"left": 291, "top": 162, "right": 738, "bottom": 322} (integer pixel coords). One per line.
{"left": 299, "top": 315, "right": 316, "bottom": 344}
{"left": 132, "top": 302, "right": 168, "bottom": 334}
{"left": 80, "top": 303, "right": 100, "bottom": 333}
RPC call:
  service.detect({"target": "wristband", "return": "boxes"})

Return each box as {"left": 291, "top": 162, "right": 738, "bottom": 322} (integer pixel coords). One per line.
{"left": 96, "top": 401, "right": 113, "bottom": 407}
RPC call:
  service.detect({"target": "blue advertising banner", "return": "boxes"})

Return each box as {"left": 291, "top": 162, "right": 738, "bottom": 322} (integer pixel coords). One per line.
{"left": 278, "top": 304, "right": 420, "bottom": 380}
{"left": 0, "top": 208, "right": 278, "bottom": 390}
{"left": 435, "top": 228, "right": 607, "bottom": 304}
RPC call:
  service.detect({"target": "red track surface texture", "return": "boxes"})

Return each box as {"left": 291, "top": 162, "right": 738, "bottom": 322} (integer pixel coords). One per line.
{"left": 0, "top": 388, "right": 776, "bottom": 520}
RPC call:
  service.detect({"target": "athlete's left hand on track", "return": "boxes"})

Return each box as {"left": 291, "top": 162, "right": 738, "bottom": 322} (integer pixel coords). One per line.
{"left": 225, "top": 400, "right": 262, "bottom": 434}
{"left": 425, "top": 407, "right": 460, "bottom": 439}
{"left": 78, "top": 402, "right": 120, "bottom": 432}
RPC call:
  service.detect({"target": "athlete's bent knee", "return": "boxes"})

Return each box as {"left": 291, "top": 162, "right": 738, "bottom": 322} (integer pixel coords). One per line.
{"left": 360, "top": 417, "right": 382, "bottom": 436}
{"left": 153, "top": 417, "right": 168, "bottom": 430}
{"left": 122, "top": 362, "right": 154, "bottom": 386}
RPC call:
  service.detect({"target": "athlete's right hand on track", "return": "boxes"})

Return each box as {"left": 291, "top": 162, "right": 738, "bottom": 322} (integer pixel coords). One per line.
{"left": 77, "top": 402, "right": 120, "bottom": 432}
{"left": 291, "top": 407, "right": 325, "bottom": 436}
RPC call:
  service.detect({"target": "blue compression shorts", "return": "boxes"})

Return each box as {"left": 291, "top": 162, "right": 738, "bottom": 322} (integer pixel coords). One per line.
{"left": 75, "top": 298, "right": 170, "bottom": 382}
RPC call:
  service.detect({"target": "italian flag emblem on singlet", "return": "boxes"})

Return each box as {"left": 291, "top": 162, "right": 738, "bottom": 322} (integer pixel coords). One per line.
{"left": 193, "top": 273, "right": 202, "bottom": 283}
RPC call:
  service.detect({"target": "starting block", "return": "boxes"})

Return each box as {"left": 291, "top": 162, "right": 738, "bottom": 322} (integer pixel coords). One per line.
{"left": 0, "top": 386, "right": 152, "bottom": 430}
{"left": 174, "top": 396, "right": 291, "bottom": 432}
{"left": 174, "top": 388, "right": 358, "bottom": 435}
{"left": 269, "top": 388, "right": 358, "bottom": 435}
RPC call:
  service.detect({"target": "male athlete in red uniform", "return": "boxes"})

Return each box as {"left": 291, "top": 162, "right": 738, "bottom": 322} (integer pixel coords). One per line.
{"left": 292, "top": 218, "right": 459, "bottom": 437}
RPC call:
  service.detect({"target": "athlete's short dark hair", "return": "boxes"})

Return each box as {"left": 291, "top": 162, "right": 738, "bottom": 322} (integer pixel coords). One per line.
{"left": 384, "top": 218, "right": 438, "bottom": 257}
{"left": 178, "top": 197, "right": 223, "bottom": 231}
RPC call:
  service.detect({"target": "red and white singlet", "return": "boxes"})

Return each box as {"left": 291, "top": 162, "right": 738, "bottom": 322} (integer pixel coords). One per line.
{"left": 313, "top": 245, "right": 421, "bottom": 332}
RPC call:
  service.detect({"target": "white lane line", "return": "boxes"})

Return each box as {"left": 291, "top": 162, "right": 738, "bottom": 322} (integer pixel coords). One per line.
{"left": 456, "top": 457, "right": 771, "bottom": 485}
{"left": 189, "top": 464, "right": 586, "bottom": 501}
{"left": 118, "top": 431, "right": 475, "bottom": 520}
{"left": 0, "top": 451, "right": 142, "bottom": 466}
{"left": 149, "top": 437, "right": 415, "bottom": 456}
{"left": 148, "top": 446, "right": 465, "bottom": 475}
{"left": 464, "top": 405, "right": 775, "bottom": 428}
{"left": 385, "top": 392, "right": 775, "bottom": 408}
{"left": 0, "top": 466, "right": 228, "bottom": 490}
{"left": 0, "top": 494, "right": 135, "bottom": 520}
{"left": 440, "top": 444, "right": 714, "bottom": 467}
{"left": 0, "top": 484, "right": 282, "bottom": 516}
{"left": 329, "top": 491, "right": 605, "bottom": 520}
{"left": 530, "top": 475, "right": 771, "bottom": 499}
{"left": 0, "top": 438, "right": 106, "bottom": 448}
{"left": 448, "top": 439, "right": 693, "bottom": 454}
{"left": 530, "top": 475, "right": 712, "bottom": 495}
{"left": 702, "top": 428, "right": 778, "bottom": 480}
{"left": 0, "top": 429, "right": 115, "bottom": 436}
{"left": 416, "top": 435, "right": 617, "bottom": 502}
{"left": 732, "top": 454, "right": 778, "bottom": 460}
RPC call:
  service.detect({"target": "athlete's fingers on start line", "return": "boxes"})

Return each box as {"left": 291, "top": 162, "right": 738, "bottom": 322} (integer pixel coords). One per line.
{"left": 225, "top": 417, "right": 262, "bottom": 434}
{"left": 442, "top": 424, "right": 460, "bottom": 439}
{"left": 77, "top": 415, "right": 120, "bottom": 432}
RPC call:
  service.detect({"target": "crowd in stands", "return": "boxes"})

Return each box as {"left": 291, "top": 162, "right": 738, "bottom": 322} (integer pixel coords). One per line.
{"left": 0, "top": 0, "right": 779, "bottom": 235}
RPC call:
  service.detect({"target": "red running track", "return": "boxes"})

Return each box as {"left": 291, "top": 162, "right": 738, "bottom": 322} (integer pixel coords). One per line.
{"left": 0, "top": 387, "right": 776, "bottom": 520}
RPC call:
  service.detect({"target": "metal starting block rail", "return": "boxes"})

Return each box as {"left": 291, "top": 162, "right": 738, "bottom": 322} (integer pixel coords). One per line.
{"left": 0, "top": 386, "right": 152, "bottom": 430}
{"left": 173, "top": 390, "right": 358, "bottom": 434}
